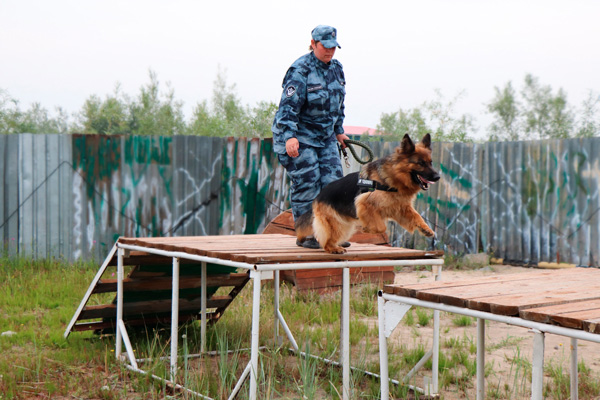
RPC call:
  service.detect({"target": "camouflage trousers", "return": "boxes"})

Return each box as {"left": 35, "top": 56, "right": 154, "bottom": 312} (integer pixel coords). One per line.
{"left": 278, "top": 141, "right": 343, "bottom": 221}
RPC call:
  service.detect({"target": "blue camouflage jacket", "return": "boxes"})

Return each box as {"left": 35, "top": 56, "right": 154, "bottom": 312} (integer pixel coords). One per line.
{"left": 272, "top": 52, "right": 346, "bottom": 154}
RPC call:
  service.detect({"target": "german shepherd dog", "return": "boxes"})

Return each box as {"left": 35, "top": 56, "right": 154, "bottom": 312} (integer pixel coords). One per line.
{"left": 295, "top": 133, "right": 440, "bottom": 254}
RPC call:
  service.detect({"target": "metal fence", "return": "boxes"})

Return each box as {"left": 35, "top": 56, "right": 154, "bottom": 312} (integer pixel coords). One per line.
{"left": 1, "top": 134, "right": 598, "bottom": 267}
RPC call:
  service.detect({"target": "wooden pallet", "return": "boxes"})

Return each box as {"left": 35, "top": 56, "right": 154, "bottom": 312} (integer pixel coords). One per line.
{"left": 262, "top": 209, "right": 396, "bottom": 291}
{"left": 68, "top": 249, "right": 249, "bottom": 334}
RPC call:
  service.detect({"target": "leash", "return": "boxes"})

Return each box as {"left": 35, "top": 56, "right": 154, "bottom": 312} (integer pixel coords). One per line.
{"left": 340, "top": 139, "right": 374, "bottom": 168}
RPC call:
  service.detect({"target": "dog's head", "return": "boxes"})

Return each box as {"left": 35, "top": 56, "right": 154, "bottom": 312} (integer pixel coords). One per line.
{"left": 395, "top": 133, "right": 440, "bottom": 191}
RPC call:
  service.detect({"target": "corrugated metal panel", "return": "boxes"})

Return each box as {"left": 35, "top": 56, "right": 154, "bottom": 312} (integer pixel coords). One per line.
{"left": 170, "top": 136, "right": 223, "bottom": 236}
{"left": 1, "top": 133, "right": 599, "bottom": 266}
{"left": 0, "top": 135, "right": 20, "bottom": 256}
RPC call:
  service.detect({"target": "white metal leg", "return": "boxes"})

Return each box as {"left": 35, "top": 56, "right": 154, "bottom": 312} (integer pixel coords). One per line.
{"left": 171, "top": 257, "right": 180, "bottom": 382}
{"left": 116, "top": 248, "right": 124, "bottom": 358}
{"left": 378, "top": 295, "right": 390, "bottom": 400}
{"left": 432, "top": 308, "right": 439, "bottom": 394}
{"left": 571, "top": 337, "right": 578, "bottom": 400}
{"left": 341, "top": 267, "right": 350, "bottom": 400}
{"left": 201, "top": 261, "right": 207, "bottom": 354}
{"left": 274, "top": 270, "right": 280, "bottom": 344}
{"left": 432, "top": 265, "right": 442, "bottom": 394}
{"left": 476, "top": 318, "right": 485, "bottom": 400}
{"left": 249, "top": 270, "right": 262, "bottom": 400}
{"left": 531, "top": 329, "right": 545, "bottom": 400}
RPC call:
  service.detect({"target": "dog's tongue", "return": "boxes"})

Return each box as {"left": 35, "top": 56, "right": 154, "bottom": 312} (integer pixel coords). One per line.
{"left": 418, "top": 175, "right": 433, "bottom": 190}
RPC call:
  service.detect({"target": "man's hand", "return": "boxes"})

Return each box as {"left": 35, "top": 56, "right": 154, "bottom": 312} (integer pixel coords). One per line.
{"left": 336, "top": 133, "right": 350, "bottom": 149}
{"left": 286, "top": 138, "right": 300, "bottom": 157}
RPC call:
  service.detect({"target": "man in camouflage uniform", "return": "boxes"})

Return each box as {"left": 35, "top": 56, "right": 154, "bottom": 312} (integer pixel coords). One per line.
{"left": 272, "top": 25, "right": 349, "bottom": 248}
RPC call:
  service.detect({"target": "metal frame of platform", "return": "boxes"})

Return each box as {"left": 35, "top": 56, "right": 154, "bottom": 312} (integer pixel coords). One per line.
{"left": 67, "top": 235, "right": 442, "bottom": 400}
{"left": 378, "top": 274, "right": 600, "bottom": 400}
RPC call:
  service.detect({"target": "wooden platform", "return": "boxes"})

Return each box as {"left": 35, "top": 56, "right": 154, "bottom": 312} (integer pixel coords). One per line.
{"left": 260, "top": 209, "right": 441, "bottom": 291}
{"left": 383, "top": 267, "right": 600, "bottom": 333}
{"left": 68, "top": 233, "right": 442, "bottom": 334}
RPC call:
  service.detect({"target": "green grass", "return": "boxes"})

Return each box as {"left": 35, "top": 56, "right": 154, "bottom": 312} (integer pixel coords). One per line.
{"left": 2, "top": 255, "right": 600, "bottom": 399}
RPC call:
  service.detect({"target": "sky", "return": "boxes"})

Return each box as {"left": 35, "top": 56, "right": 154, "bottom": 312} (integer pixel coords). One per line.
{"left": 2, "top": 0, "right": 600, "bottom": 138}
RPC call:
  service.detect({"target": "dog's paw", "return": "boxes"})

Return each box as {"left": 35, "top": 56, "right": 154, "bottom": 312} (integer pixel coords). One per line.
{"left": 419, "top": 226, "right": 435, "bottom": 237}
{"left": 324, "top": 246, "right": 347, "bottom": 254}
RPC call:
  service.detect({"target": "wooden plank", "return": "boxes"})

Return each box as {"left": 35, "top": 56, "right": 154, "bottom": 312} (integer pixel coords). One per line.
{"left": 72, "top": 313, "right": 218, "bottom": 332}
{"left": 80, "top": 295, "right": 232, "bottom": 319}
{"left": 473, "top": 283, "right": 600, "bottom": 315}
{"left": 584, "top": 319, "right": 600, "bottom": 334}
{"left": 383, "top": 269, "right": 562, "bottom": 297}
{"left": 418, "top": 270, "right": 598, "bottom": 309}
{"left": 94, "top": 273, "right": 249, "bottom": 294}
{"left": 520, "top": 299, "right": 600, "bottom": 325}
{"left": 383, "top": 268, "right": 597, "bottom": 298}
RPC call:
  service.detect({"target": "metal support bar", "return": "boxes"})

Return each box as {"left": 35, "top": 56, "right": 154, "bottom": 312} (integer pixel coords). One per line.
{"left": 249, "top": 270, "right": 262, "bottom": 400}
{"left": 477, "top": 318, "right": 485, "bottom": 400}
{"left": 276, "top": 309, "right": 299, "bottom": 352}
{"left": 531, "top": 329, "right": 545, "bottom": 400}
{"left": 116, "top": 248, "right": 124, "bottom": 358}
{"left": 118, "top": 319, "right": 138, "bottom": 370}
{"left": 432, "top": 264, "right": 442, "bottom": 394}
{"left": 381, "top": 293, "right": 600, "bottom": 343}
{"left": 256, "top": 258, "right": 444, "bottom": 272}
{"left": 229, "top": 363, "right": 252, "bottom": 400}
{"left": 201, "top": 261, "right": 207, "bottom": 354}
{"left": 341, "top": 267, "right": 350, "bottom": 400}
{"left": 171, "top": 257, "right": 180, "bottom": 383}
{"left": 378, "top": 295, "right": 390, "bottom": 400}
{"left": 571, "top": 338, "right": 578, "bottom": 400}
{"left": 404, "top": 349, "right": 432, "bottom": 384}
{"left": 274, "top": 270, "right": 280, "bottom": 344}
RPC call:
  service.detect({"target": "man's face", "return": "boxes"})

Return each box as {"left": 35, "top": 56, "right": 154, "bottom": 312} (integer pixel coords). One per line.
{"left": 312, "top": 40, "right": 336, "bottom": 64}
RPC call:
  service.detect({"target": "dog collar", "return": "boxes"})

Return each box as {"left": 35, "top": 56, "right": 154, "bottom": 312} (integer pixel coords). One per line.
{"left": 357, "top": 178, "right": 398, "bottom": 193}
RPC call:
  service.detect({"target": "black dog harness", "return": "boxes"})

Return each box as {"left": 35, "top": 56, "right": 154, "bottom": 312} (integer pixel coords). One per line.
{"left": 357, "top": 178, "right": 398, "bottom": 193}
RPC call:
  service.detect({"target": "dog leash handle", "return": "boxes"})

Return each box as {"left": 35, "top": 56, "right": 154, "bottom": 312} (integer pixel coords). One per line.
{"left": 341, "top": 146, "right": 351, "bottom": 168}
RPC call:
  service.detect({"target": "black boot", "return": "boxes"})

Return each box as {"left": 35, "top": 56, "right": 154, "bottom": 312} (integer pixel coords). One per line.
{"left": 296, "top": 236, "right": 321, "bottom": 249}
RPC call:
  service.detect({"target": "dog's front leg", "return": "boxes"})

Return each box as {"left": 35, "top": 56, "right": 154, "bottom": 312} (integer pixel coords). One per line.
{"left": 393, "top": 207, "right": 435, "bottom": 237}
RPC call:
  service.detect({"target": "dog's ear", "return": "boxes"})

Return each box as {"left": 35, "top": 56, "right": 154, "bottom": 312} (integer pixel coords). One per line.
{"left": 421, "top": 133, "right": 432, "bottom": 149}
{"left": 398, "top": 133, "right": 415, "bottom": 155}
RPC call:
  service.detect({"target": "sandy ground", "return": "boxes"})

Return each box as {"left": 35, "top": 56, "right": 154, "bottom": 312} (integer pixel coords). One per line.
{"left": 385, "top": 264, "right": 600, "bottom": 399}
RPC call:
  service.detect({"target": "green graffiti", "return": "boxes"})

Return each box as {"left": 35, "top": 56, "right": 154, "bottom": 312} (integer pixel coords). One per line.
{"left": 439, "top": 164, "right": 472, "bottom": 189}
{"left": 220, "top": 140, "right": 273, "bottom": 234}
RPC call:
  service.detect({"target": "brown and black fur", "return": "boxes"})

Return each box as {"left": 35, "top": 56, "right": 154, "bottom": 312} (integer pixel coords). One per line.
{"left": 295, "top": 133, "right": 440, "bottom": 254}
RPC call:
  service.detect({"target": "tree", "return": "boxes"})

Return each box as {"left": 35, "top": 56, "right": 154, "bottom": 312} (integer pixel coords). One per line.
{"left": 377, "top": 90, "right": 475, "bottom": 142}
{"left": 485, "top": 74, "right": 584, "bottom": 141}
{"left": 574, "top": 90, "right": 600, "bottom": 138}
{"left": 486, "top": 82, "right": 520, "bottom": 141}
{"left": 521, "top": 74, "right": 573, "bottom": 140}
{"left": 0, "top": 89, "right": 69, "bottom": 134}
{"left": 75, "top": 71, "right": 186, "bottom": 136}
{"left": 186, "top": 68, "right": 276, "bottom": 138}
{"left": 77, "top": 87, "right": 129, "bottom": 134}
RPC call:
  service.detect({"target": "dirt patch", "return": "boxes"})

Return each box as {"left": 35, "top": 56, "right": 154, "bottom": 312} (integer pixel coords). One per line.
{"left": 386, "top": 265, "right": 600, "bottom": 399}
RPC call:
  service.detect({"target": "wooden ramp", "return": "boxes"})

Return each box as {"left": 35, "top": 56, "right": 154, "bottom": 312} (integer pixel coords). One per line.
{"left": 66, "top": 245, "right": 249, "bottom": 335}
